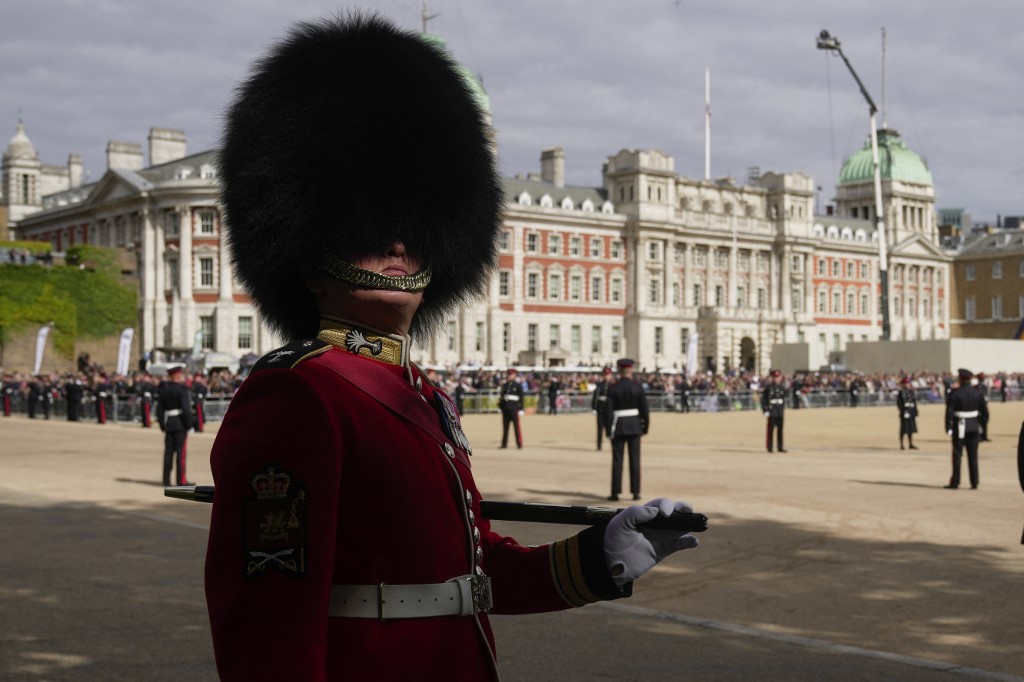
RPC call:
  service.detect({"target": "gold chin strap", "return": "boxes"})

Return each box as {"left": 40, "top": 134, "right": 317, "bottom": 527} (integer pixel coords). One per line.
{"left": 321, "top": 256, "right": 432, "bottom": 292}
{"left": 317, "top": 318, "right": 409, "bottom": 367}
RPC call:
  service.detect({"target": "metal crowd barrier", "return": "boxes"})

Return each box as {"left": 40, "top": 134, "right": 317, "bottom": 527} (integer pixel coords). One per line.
{"left": 5, "top": 392, "right": 233, "bottom": 424}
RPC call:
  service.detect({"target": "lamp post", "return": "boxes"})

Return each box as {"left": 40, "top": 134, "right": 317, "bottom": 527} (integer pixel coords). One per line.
{"left": 816, "top": 30, "right": 890, "bottom": 341}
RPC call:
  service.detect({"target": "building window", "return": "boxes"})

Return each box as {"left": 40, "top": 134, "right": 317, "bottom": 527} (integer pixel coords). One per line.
{"left": 591, "top": 325, "right": 602, "bottom": 354}
{"left": 527, "top": 272, "right": 539, "bottom": 298}
{"left": 611, "top": 326, "right": 621, "bottom": 354}
{"left": 714, "top": 249, "right": 727, "bottom": 268}
{"left": 693, "top": 248, "right": 706, "bottom": 267}
{"left": 503, "top": 322, "right": 511, "bottom": 353}
{"left": 757, "top": 253, "right": 769, "bottom": 272}
{"left": 166, "top": 212, "right": 180, "bottom": 237}
{"left": 992, "top": 261, "right": 1003, "bottom": 280}
{"left": 611, "top": 240, "right": 623, "bottom": 259}
{"left": 199, "top": 257, "right": 214, "bottom": 287}
{"left": 470, "top": 321, "right": 482, "bottom": 352}
{"left": 791, "top": 255, "right": 802, "bottom": 272}
{"left": 526, "top": 233, "right": 539, "bottom": 253}
{"left": 654, "top": 327, "right": 663, "bottom": 355}
{"left": 570, "top": 274, "right": 583, "bottom": 302}
{"left": 908, "top": 297, "right": 916, "bottom": 318}
{"left": 846, "top": 293, "right": 855, "bottom": 315}
{"left": 527, "top": 323, "right": 537, "bottom": 351}
{"left": 965, "top": 264, "right": 976, "bottom": 281}
{"left": 238, "top": 316, "right": 253, "bottom": 350}
{"left": 200, "top": 315, "right": 215, "bottom": 350}
{"left": 756, "top": 287, "right": 766, "bottom": 309}
{"left": 499, "top": 270, "right": 511, "bottom": 297}
{"left": 590, "top": 237, "right": 603, "bottom": 258}
{"left": 846, "top": 262, "right": 855, "bottom": 278}
{"left": 861, "top": 263, "right": 868, "bottom": 279}
{"left": 548, "top": 273, "right": 562, "bottom": 300}
{"left": 447, "top": 321, "right": 457, "bottom": 351}
{"left": 680, "top": 328, "right": 689, "bottom": 354}
{"left": 894, "top": 295, "right": 901, "bottom": 317}
{"left": 199, "top": 210, "right": 216, "bottom": 234}
{"left": 737, "top": 286, "right": 746, "bottom": 308}
{"left": 166, "top": 257, "right": 179, "bottom": 290}
{"left": 923, "top": 297, "right": 931, "bottom": 319}
{"left": 548, "top": 234, "right": 561, "bottom": 255}
{"left": 571, "top": 325, "right": 581, "bottom": 353}
{"left": 570, "top": 236, "right": 582, "bottom": 256}
{"left": 860, "top": 293, "right": 869, "bottom": 315}
{"left": 498, "top": 231, "right": 511, "bottom": 252}
{"left": 714, "top": 285, "right": 724, "bottom": 306}
{"left": 817, "top": 290, "right": 826, "bottom": 313}
{"left": 992, "top": 295, "right": 1003, "bottom": 319}
{"left": 965, "top": 296, "right": 976, "bottom": 321}
{"left": 832, "top": 291, "right": 841, "bottom": 314}
{"left": 790, "top": 286, "right": 802, "bottom": 312}
{"left": 831, "top": 261, "right": 840, "bottom": 277}
{"left": 611, "top": 278, "right": 623, "bottom": 304}
{"left": 693, "top": 283, "right": 703, "bottom": 307}
{"left": 649, "top": 277, "right": 661, "bottom": 305}
{"left": 817, "top": 259, "right": 826, "bottom": 275}
{"left": 591, "top": 276, "right": 603, "bottom": 302}
{"left": 673, "top": 282, "right": 681, "bottom": 306}
{"left": 549, "top": 324, "right": 560, "bottom": 350}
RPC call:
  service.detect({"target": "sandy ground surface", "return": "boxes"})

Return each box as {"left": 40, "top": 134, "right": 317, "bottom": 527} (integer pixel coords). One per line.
{"left": 1, "top": 400, "right": 1022, "bottom": 680}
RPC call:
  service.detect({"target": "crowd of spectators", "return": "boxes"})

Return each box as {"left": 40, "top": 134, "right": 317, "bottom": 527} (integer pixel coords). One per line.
{"left": 4, "top": 360, "right": 1021, "bottom": 421}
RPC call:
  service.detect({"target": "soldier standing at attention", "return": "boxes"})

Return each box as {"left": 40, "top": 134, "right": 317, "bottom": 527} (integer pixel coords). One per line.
{"left": 93, "top": 373, "right": 112, "bottom": 424}
{"left": 65, "top": 373, "right": 85, "bottom": 422}
{"left": 3, "top": 373, "right": 16, "bottom": 416}
{"left": 605, "top": 358, "right": 649, "bottom": 501}
{"left": 896, "top": 376, "right": 919, "bottom": 450}
{"left": 202, "top": 16, "right": 701, "bottom": 679}
{"left": 498, "top": 368, "right": 524, "bottom": 449}
{"left": 138, "top": 373, "right": 155, "bottom": 428}
{"left": 676, "top": 373, "right": 691, "bottom": 413}
{"left": 945, "top": 368, "right": 988, "bottom": 489}
{"left": 191, "top": 372, "right": 208, "bottom": 432}
{"left": 592, "top": 366, "right": 613, "bottom": 450}
{"left": 976, "top": 372, "right": 991, "bottom": 441}
{"left": 761, "top": 369, "right": 787, "bottom": 453}
{"left": 157, "top": 365, "right": 194, "bottom": 486}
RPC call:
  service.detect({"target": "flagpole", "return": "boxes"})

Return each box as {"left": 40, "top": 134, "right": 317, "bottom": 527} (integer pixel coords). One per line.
{"left": 704, "top": 68, "right": 711, "bottom": 181}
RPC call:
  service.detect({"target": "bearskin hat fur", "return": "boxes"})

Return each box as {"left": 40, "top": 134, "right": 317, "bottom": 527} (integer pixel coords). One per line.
{"left": 220, "top": 12, "right": 502, "bottom": 341}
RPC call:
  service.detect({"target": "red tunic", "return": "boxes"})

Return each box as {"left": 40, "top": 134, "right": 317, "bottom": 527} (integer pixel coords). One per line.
{"left": 205, "top": 337, "right": 624, "bottom": 680}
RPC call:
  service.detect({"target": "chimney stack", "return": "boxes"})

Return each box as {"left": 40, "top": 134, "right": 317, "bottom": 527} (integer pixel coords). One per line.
{"left": 106, "top": 141, "right": 144, "bottom": 170}
{"left": 67, "top": 153, "right": 83, "bottom": 188}
{"left": 148, "top": 128, "right": 187, "bottom": 166}
{"left": 540, "top": 147, "right": 565, "bottom": 188}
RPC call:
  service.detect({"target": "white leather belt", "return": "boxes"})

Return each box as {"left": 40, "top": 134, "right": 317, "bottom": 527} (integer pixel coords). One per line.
{"left": 770, "top": 399, "right": 784, "bottom": 405}
{"left": 596, "top": 396, "right": 607, "bottom": 401}
{"left": 613, "top": 408, "right": 639, "bottom": 417}
{"left": 164, "top": 409, "right": 182, "bottom": 416}
{"left": 328, "top": 574, "right": 492, "bottom": 620}
{"left": 502, "top": 395, "right": 520, "bottom": 401}
{"left": 954, "top": 411, "right": 978, "bottom": 418}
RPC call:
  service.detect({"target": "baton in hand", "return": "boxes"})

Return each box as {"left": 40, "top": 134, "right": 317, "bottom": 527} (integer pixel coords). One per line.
{"left": 164, "top": 486, "right": 708, "bottom": 532}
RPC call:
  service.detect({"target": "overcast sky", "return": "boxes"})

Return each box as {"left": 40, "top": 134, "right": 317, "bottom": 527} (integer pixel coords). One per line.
{"left": 3, "top": 0, "right": 1020, "bottom": 222}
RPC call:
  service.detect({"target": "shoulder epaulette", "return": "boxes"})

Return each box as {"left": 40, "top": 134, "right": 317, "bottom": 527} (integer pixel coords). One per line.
{"left": 249, "top": 338, "right": 330, "bottom": 374}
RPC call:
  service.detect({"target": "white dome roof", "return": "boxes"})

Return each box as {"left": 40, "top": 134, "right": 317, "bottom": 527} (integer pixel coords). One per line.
{"left": 4, "top": 121, "right": 38, "bottom": 161}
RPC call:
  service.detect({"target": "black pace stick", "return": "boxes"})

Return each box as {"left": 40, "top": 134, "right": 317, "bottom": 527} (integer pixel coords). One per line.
{"left": 163, "top": 487, "right": 708, "bottom": 533}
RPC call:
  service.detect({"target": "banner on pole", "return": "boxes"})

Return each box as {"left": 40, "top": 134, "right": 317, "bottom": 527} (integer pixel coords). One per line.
{"left": 33, "top": 325, "right": 50, "bottom": 375}
{"left": 686, "top": 331, "right": 699, "bottom": 377}
{"left": 116, "top": 328, "right": 135, "bottom": 375}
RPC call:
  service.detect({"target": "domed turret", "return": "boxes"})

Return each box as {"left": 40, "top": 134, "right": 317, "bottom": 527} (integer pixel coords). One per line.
{"left": 3, "top": 120, "right": 39, "bottom": 162}
{"left": 839, "top": 128, "right": 932, "bottom": 186}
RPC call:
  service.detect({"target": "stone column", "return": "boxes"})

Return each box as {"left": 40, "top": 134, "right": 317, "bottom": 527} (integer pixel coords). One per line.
{"left": 178, "top": 206, "right": 194, "bottom": 349}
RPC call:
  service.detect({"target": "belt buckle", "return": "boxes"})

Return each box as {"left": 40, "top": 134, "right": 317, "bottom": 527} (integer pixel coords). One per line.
{"left": 471, "top": 574, "right": 493, "bottom": 614}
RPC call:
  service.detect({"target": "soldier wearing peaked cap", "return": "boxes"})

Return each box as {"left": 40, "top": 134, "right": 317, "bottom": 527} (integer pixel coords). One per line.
{"left": 157, "top": 365, "right": 193, "bottom": 486}
{"left": 944, "top": 368, "right": 987, "bottom": 489}
{"left": 498, "top": 367, "right": 523, "bottom": 448}
{"left": 592, "top": 366, "right": 613, "bottom": 450}
{"left": 605, "top": 359, "right": 649, "bottom": 501}
{"left": 896, "top": 376, "right": 919, "bottom": 450}
{"left": 761, "top": 369, "right": 787, "bottom": 453}
{"left": 204, "top": 14, "right": 699, "bottom": 681}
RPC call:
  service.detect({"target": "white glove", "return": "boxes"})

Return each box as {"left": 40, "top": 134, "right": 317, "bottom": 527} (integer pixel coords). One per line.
{"left": 603, "top": 498, "right": 700, "bottom": 587}
{"left": 764, "top": 411, "right": 769, "bottom": 417}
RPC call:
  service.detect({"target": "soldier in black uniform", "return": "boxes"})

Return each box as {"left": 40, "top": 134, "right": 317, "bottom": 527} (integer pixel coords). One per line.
{"left": 192, "top": 373, "right": 208, "bottom": 432}
{"left": 847, "top": 375, "right": 860, "bottom": 407}
{"left": 546, "top": 375, "right": 561, "bottom": 415}
{"left": 791, "top": 373, "right": 803, "bottom": 409}
{"left": 592, "top": 366, "right": 613, "bottom": 450}
{"left": 64, "top": 373, "right": 85, "bottom": 421}
{"left": 944, "top": 368, "right": 988, "bottom": 490}
{"left": 675, "top": 374, "right": 691, "bottom": 413}
{"left": 157, "top": 365, "right": 195, "bottom": 486}
{"left": 137, "top": 373, "right": 156, "bottom": 427}
{"left": 28, "top": 375, "right": 51, "bottom": 419}
{"left": 896, "top": 376, "right": 918, "bottom": 450}
{"left": 761, "top": 369, "right": 787, "bottom": 453}
{"left": 605, "top": 358, "right": 649, "bottom": 501}
{"left": 975, "top": 372, "right": 991, "bottom": 441}
{"left": 93, "top": 373, "right": 112, "bottom": 424}
{"left": 498, "top": 368, "right": 524, "bottom": 449}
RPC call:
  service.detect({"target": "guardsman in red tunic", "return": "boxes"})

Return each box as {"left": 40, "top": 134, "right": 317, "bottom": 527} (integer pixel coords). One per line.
{"left": 205, "top": 14, "right": 700, "bottom": 680}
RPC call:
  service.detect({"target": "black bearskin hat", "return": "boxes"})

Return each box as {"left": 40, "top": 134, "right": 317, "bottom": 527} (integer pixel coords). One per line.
{"left": 220, "top": 12, "right": 502, "bottom": 341}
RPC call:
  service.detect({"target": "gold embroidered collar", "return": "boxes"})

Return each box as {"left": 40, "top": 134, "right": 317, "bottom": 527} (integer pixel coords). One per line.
{"left": 317, "top": 317, "right": 410, "bottom": 367}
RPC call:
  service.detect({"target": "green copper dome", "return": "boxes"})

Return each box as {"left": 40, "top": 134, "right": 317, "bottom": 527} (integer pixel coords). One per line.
{"left": 420, "top": 33, "right": 490, "bottom": 114}
{"left": 838, "top": 128, "right": 932, "bottom": 186}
